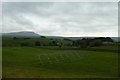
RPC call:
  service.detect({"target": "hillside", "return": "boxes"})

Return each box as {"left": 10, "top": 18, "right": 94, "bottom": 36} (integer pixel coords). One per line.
{"left": 1, "top": 31, "right": 120, "bottom": 42}
{"left": 2, "top": 31, "right": 40, "bottom": 38}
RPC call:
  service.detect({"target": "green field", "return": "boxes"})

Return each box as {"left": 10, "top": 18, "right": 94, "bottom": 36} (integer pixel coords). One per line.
{"left": 2, "top": 46, "right": 118, "bottom": 78}
{"left": 2, "top": 36, "right": 71, "bottom": 47}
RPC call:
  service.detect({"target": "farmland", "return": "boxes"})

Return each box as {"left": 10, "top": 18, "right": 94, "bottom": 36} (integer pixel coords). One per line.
{"left": 2, "top": 34, "right": 119, "bottom": 78}
{"left": 2, "top": 46, "right": 118, "bottom": 78}
{"left": 2, "top": 2, "right": 120, "bottom": 79}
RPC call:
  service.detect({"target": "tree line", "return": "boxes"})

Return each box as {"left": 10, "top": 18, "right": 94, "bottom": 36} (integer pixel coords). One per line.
{"left": 72, "top": 37, "right": 113, "bottom": 48}
{"left": 2, "top": 37, "right": 114, "bottom": 48}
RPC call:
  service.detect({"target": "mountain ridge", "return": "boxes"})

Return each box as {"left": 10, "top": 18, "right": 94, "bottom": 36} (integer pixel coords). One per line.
{"left": 1, "top": 31, "right": 119, "bottom": 42}
{"left": 2, "top": 31, "right": 40, "bottom": 38}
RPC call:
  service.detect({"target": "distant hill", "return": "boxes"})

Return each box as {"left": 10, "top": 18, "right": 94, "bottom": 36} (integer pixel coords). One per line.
{"left": 1, "top": 31, "right": 120, "bottom": 42}
{"left": 45, "top": 36, "right": 64, "bottom": 39}
{"left": 2, "top": 31, "right": 40, "bottom": 38}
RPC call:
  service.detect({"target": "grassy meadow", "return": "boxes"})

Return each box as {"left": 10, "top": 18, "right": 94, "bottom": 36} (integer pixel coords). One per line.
{"left": 2, "top": 36, "right": 119, "bottom": 78}
{"left": 3, "top": 46, "right": 118, "bottom": 78}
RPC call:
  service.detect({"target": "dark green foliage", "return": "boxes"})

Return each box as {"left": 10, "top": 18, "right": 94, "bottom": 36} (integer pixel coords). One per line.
{"left": 72, "top": 40, "right": 80, "bottom": 46}
{"left": 35, "top": 41, "right": 41, "bottom": 46}
{"left": 13, "top": 37, "right": 31, "bottom": 40}
{"left": 94, "top": 40, "right": 102, "bottom": 46}
{"left": 52, "top": 40, "right": 57, "bottom": 46}
{"left": 21, "top": 43, "right": 29, "bottom": 46}
{"left": 3, "top": 36, "right": 72, "bottom": 47}
{"left": 72, "top": 37, "right": 113, "bottom": 48}
{"left": 13, "top": 37, "right": 18, "bottom": 40}
{"left": 106, "top": 37, "right": 114, "bottom": 42}
{"left": 41, "top": 36, "right": 46, "bottom": 38}
{"left": 89, "top": 41, "right": 95, "bottom": 47}
{"left": 89, "top": 40, "right": 102, "bottom": 47}
{"left": 80, "top": 40, "right": 88, "bottom": 48}
{"left": 66, "top": 43, "right": 72, "bottom": 46}
{"left": 72, "top": 41, "right": 76, "bottom": 46}
{"left": 23, "top": 37, "right": 31, "bottom": 40}
{"left": 94, "top": 37, "right": 113, "bottom": 42}
{"left": 2, "top": 36, "right": 114, "bottom": 48}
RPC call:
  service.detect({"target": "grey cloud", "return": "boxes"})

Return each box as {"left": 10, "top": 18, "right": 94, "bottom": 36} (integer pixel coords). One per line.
{"left": 2, "top": 2, "right": 118, "bottom": 37}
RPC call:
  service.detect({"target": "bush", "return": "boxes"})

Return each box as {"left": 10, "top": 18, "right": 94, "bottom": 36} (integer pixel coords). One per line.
{"left": 41, "top": 36, "right": 46, "bottom": 38}
{"left": 35, "top": 41, "right": 41, "bottom": 46}
{"left": 21, "top": 43, "right": 29, "bottom": 46}
{"left": 89, "top": 41, "right": 95, "bottom": 47}
{"left": 52, "top": 40, "right": 57, "bottom": 46}
{"left": 13, "top": 37, "right": 18, "bottom": 40}
{"left": 80, "top": 40, "right": 88, "bottom": 48}
{"left": 89, "top": 40, "right": 102, "bottom": 47}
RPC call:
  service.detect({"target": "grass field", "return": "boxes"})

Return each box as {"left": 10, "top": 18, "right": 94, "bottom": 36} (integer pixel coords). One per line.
{"left": 2, "top": 46, "right": 118, "bottom": 78}
{"left": 2, "top": 36, "right": 71, "bottom": 47}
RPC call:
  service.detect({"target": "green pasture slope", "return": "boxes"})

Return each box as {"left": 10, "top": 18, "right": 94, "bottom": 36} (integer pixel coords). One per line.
{"left": 2, "top": 46, "right": 118, "bottom": 78}
{"left": 2, "top": 36, "right": 71, "bottom": 46}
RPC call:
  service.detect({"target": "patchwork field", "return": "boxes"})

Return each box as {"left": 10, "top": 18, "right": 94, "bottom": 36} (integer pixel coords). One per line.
{"left": 2, "top": 46, "right": 118, "bottom": 78}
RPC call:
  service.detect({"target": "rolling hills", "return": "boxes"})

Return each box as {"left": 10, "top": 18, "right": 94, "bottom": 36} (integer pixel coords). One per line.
{"left": 1, "top": 31, "right": 120, "bottom": 42}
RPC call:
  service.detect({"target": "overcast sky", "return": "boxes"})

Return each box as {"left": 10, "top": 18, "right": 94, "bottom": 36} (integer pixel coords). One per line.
{"left": 2, "top": 2, "right": 118, "bottom": 37}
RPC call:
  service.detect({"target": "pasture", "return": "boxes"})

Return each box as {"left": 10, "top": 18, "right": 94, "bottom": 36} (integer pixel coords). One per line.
{"left": 2, "top": 46, "right": 118, "bottom": 78}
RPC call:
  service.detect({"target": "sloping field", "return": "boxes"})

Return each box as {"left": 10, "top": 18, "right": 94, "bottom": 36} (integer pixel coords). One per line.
{"left": 2, "top": 47, "right": 118, "bottom": 78}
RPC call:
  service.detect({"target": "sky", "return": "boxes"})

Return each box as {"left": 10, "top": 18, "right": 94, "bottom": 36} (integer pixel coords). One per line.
{"left": 2, "top": 2, "right": 118, "bottom": 37}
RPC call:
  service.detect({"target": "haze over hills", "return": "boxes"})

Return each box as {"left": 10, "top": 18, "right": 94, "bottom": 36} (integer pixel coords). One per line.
{"left": 2, "top": 31, "right": 40, "bottom": 38}
{"left": 1, "top": 31, "right": 119, "bottom": 42}
{"left": 2, "top": 31, "right": 64, "bottom": 39}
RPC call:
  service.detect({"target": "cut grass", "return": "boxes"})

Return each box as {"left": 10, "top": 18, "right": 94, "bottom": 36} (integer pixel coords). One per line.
{"left": 2, "top": 47, "right": 118, "bottom": 78}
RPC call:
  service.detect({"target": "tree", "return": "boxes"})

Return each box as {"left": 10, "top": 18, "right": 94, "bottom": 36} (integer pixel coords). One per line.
{"left": 80, "top": 40, "right": 87, "bottom": 48}
{"left": 94, "top": 37, "right": 113, "bottom": 42}
{"left": 89, "top": 41, "right": 95, "bottom": 47}
{"left": 13, "top": 37, "right": 18, "bottom": 40}
{"left": 79, "top": 38, "right": 92, "bottom": 48}
{"left": 106, "top": 37, "right": 113, "bottom": 42}
{"left": 94, "top": 37, "right": 105, "bottom": 42}
{"left": 41, "top": 36, "right": 46, "bottom": 38}
{"left": 72, "top": 40, "right": 81, "bottom": 46}
{"left": 52, "top": 40, "right": 57, "bottom": 46}
{"left": 21, "top": 43, "right": 29, "bottom": 46}
{"left": 89, "top": 39, "right": 102, "bottom": 47}
{"left": 72, "top": 41, "right": 76, "bottom": 46}
{"left": 35, "top": 41, "right": 41, "bottom": 46}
